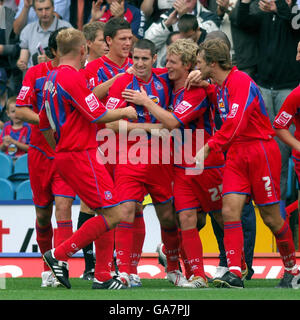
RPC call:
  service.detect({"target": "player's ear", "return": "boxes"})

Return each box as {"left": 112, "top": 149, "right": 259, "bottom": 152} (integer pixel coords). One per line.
{"left": 152, "top": 54, "right": 157, "bottom": 65}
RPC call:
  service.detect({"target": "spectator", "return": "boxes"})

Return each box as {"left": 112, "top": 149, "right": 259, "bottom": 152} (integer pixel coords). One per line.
{"left": 0, "top": 95, "right": 31, "bottom": 159}
{"left": 144, "top": 0, "right": 221, "bottom": 57}
{"left": 16, "top": 0, "right": 72, "bottom": 71}
{"left": 0, "top": 0, "right": 23, "bottom": 96}
{"left": 140, "top": 0, "right": 176, "bottom": 28}
{"left": 215, "top": 0, "right": 259, "bottom": 79}
{"left": 13, "top": 0, "right": 71, "bottom": 35}
{"left": 178, "top": 13, "right": 208, "bottom": 44}
{"left": 156, "top": 30, "right": 180, "bottom": 67}
{"left": 83, "top": 20, "right": 108, "bottom": 64}
{"left": 237, "top": 0, "right": 300, "bottom": 218}
{"left": 90, "top": 0, "right": 146, "bottom": 41}
{"left": 0, "top": 68, "right": 11, "bottom": 129}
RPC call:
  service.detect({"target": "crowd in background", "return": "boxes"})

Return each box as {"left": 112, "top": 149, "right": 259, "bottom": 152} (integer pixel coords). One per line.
{"left": 0, "top": 0, "right": 299, "bottom": 205}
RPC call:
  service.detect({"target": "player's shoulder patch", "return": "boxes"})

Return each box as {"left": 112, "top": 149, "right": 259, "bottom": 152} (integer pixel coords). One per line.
{"left": 174, "top": 100, "right": 193, "bottom": 114}
{"left": 106, "top": 97, "right": 120, "bottom": 110}
{"left": 228, "top": 103, "right": 239, "bottom": 118}
{"left": 85, "top": 93, "right": 99, "bottom": 112}
{"left": 275, "top": 111, "right": 292, "bottom": 127}
{"left": 17, "top": 86, "right": 30, "bottom": 100}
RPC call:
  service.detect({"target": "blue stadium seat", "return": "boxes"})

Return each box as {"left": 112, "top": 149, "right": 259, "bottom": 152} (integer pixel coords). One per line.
{"left": 15, "top": 179, "right": 32, "bottom": 200}
{"left": 0, "top": 178, "right": 14, "bottom": 200}
{"left": 8, "top": 154, "right": 29, "bottom": 181}
{"left": 287, "top": 157, "right": 298, "bottom": 200}
{"left": 0, "top": 153, "right": 13, "bottom": 179}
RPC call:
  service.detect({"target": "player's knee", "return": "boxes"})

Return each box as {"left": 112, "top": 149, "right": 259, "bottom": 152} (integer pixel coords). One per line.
{"left": 178, "top": 211, "right": 198, "bottom": 230}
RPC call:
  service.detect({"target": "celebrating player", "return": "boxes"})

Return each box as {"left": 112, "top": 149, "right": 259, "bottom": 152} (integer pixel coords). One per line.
{"left": 195, "top": 39, "right": 300, "bottom": 289}
{"left": 15, "top": 28, "right": 76, "bottom": 288}
{"left": 103, "top": 38, "right": 188, "bottom": 287}
{"left": 40, "top": 28, "right": 137, "bottom": 290}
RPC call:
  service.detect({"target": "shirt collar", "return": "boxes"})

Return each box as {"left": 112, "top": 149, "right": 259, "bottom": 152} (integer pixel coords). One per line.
{"left": 37, "top": 16, "right": 58, "bottom": 33}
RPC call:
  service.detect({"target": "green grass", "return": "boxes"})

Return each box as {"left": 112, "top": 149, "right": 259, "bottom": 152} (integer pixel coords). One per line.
{"left": 0, "top": 278, "right": 300, "bottom": 300}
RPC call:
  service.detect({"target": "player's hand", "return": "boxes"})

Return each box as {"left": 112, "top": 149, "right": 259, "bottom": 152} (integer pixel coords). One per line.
{"left": 122, "top": 87, "right": 148, "bottom": 106}
{"left": 91, "top": 0, "right": 106, "bottom": 21}
{"left": 194, "top": 143, "right": 210, "bottom": 169}
{"left": 123, "top": 106, "right": 137, "bottom": 120}
{"left": 185, "top": 70, "right": 209, "bottom": 90}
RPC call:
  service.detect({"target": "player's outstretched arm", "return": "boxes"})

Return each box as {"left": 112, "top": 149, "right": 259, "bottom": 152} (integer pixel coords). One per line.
{"left": 16, "top": 107, "right": 39, "bottom": 125}
{"left": 275, "top": 128, "right": 300, "bottom": 153}
{"left": 96, "top": 106, "right": 137, "bottom": 123}
{"left": 122, "top": 87, "right": 179, "bottom": 130}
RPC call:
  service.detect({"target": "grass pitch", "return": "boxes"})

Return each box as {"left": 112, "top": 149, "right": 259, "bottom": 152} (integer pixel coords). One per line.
{"left": 0, "top": 278, "right": 300, "bottom": 300}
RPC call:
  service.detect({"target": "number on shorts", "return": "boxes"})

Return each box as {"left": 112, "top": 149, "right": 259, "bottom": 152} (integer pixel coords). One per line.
{"left": 208, "top": 184, "right": 223, "bottom": 202}
{"left": 262, "top": 176, "right": 271, "bottom": 191}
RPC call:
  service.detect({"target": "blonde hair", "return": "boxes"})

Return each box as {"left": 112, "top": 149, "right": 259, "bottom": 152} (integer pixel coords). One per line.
{"left": 83, "top": 21, "right": 105, "bottom": 42}
{"left": 6, "top": 96, "right": 17, "bottom": 112}
{"left": 198, "top": 39, "right": 232, "bottom": 70}
{"left": 56, "top": 28, "right": 86, "bottom": 57}
{"left": 167, "top": 38, "right": 198, "bottom": 70}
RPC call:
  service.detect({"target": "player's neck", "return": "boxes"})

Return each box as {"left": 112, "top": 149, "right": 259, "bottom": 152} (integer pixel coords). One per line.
{"left": 213, "top": 69, "right": 231, "bottom": 86}
{"left": 106, "top": 51, "right": 126, "bottom": 67}
{"left": 173, "top": 77, "right": 186, "bottom": 92}
{"left": 59, "top": 56, "right": 81, "bottom": 70}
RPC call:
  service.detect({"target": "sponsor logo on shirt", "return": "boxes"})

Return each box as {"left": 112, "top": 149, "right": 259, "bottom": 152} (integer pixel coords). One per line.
{"left": 17, "top": 86, "right": 30, "bottom": 100}
{"left": 106, "top": 97, "right": 120, "bottom": 110}
{"left": 228, "top": 103, "right": 239, "bottom": 118}
{"left": 149, "top": 95, "right": 160, "bottom": 104}
{"left": 275, "top": 111, "right": 292, "bottom": 127}
{"left": 174, "top": 100, "right": 192, "bottom": 114}
{"left": 85, "top": 93, "right": 99, "bottom": 112}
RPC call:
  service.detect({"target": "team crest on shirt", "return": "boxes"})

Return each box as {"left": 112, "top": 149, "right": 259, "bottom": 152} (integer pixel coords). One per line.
{"left": 104, "top": 191, "right": 112, "bottom": 200}
{"left": 85, "top": 93, "right": 99, "bottom": 112}
{"left": 154, "top": 81, "right": 163, "bottom": 90}
{"left": 17, "top": 86, "right": 30, "bottom": 100}
{"left": 228, "top": 103, "right": 239, "bottom": 118}
{"left": 106, "top": 97, "right": 120, "bottom": 110}
{"left": 275, "top": 111, "right": 292, "bottom": 127}
{"left": 175, "top": 100, "right": 192, "bottom": 114}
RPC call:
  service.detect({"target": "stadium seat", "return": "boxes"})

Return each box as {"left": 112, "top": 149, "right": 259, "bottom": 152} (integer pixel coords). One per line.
{"left": 8, "top": 154, "right": 29, "bottom": 181}
{"left": 0, "top": 153, "right": 13, "bottom": 179}
{"left": 15, "top": 179, "right": 32, "bottom": 200}
{"left": 287, "top": 157, "right": 298, "bottom": 200}
{"left": 0, "top": 178, "right": 14, "bottom": 200}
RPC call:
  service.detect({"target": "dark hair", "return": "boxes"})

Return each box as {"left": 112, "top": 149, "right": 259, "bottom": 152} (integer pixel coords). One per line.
{"left": 104, "top": 17, "right": 132, "bottom": 43}
{"left": 178, "top": 14, "right": 198, "bottom": 33}
{"left": 205, "top": 30, "right": 231, "bottom": 51}
{"left": 133, "top": 38, "right": 156, "bottom": 57}
{"left": 45, "top": 27, "right": 68, "bottom": 59}
{"left": 166, "top": 31, "right": 180, "bottom": 46}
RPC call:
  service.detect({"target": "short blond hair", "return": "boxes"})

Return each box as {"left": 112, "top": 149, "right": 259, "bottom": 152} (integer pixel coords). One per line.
{"left": 56, "top": 28, "right": 86, "bottom": 57}
{"left": 167, "top": 38, "right": 198, "bottom": 70}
